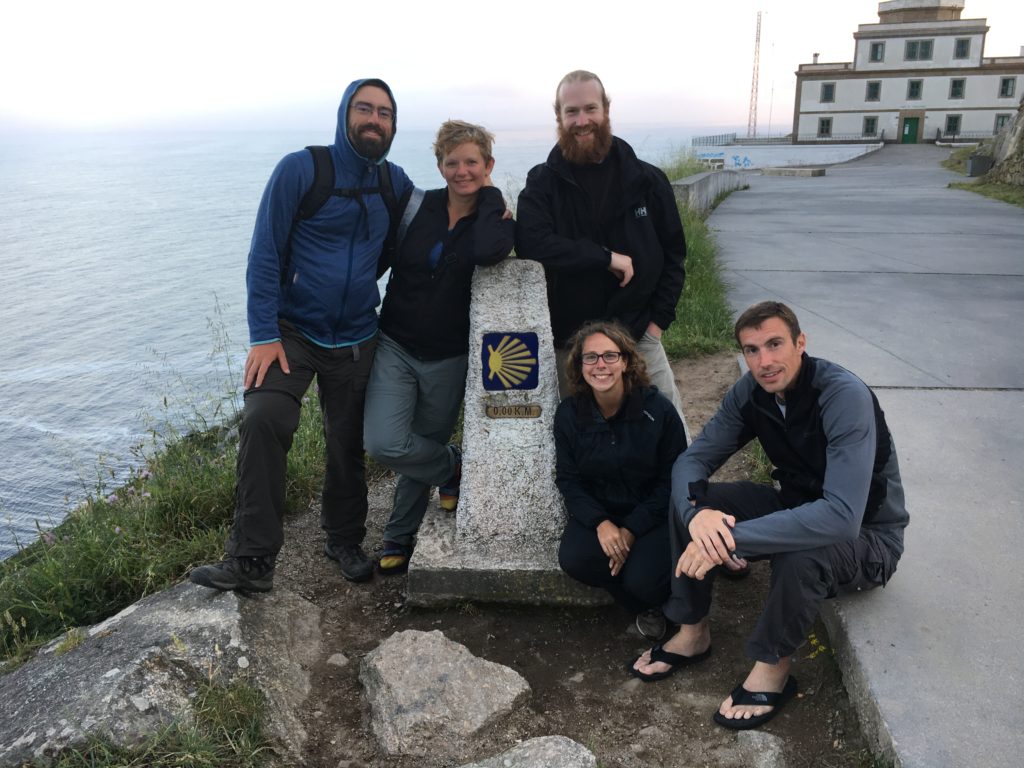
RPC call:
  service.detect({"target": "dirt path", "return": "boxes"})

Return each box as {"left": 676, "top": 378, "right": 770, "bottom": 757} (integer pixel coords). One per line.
{"left": 274, "top": 351, "right": 872, "bottom": 767}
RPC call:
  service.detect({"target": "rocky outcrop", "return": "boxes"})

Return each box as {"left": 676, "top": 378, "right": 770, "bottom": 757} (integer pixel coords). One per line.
{"left": 457, "top": 735, "right": 596, "bottom": 768}
{"left": 0, "top": 583, "right": 321, "bottom": 766}
{"left": 359, "top": 629, "right": 531, "bottom": 758}
{"left": 986, "top": 99, "right": 1024, "bottom": 186}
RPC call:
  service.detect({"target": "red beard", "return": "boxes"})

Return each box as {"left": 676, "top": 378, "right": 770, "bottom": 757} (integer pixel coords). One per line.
{"left": 557, "top": 117, "right": 613, "bottom": 164}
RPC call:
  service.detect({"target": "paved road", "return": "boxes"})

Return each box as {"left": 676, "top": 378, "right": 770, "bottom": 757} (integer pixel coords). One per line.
{"left": 708, "top": 144, "right": 1024, "bottom": 767}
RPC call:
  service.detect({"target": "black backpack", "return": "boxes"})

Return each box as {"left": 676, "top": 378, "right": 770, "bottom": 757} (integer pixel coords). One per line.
{"left": 281, "top": 145, "right": 423, "bottom": 284}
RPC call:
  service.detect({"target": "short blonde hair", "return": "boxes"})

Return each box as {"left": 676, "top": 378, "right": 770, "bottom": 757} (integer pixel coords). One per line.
{"left": 433, "top": 120, "right": 495, "bottom": 165}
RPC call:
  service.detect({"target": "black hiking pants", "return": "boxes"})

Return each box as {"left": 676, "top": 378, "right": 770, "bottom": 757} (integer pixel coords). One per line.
{"left": 559, "top": 517, "right": 672, "bottom": 615}
{"left": 227, "top": 324, "right": 376, "bottom": 558}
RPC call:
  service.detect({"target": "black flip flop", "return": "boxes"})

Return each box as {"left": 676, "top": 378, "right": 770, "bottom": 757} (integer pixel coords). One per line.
{"left": 713, "top": 675, "right": 798, "bottom": 730}
{"left": 628, "top": 643, "right": 713, "bottom": 682}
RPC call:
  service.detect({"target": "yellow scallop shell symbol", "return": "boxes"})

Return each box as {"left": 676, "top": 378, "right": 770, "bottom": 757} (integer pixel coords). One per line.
{"left": 487, "top": 335, "right": 538, "bottom": 389}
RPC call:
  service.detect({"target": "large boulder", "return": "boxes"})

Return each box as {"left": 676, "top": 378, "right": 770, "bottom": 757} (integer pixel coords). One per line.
{"left": 0, "top": 582, "right": 321, "bottom": 766}
{"left": 458, "top": 735, "right": 596, "bottom": 768}
{"left": 359, "top": 629, "right": 530, "bottom": 757}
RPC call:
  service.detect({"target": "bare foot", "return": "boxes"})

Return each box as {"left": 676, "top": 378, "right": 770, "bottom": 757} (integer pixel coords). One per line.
{"left": 718, "top": 658, "right": 793, "bottom": 721}
{"left": 632, "top": 619, "right": 710, "bottom": 677}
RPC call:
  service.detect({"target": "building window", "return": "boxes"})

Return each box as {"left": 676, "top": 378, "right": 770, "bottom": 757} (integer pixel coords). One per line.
{"left": 905, "top": 39, "right": 933, "bottom": 61}
{"left": 944, "top": 115, "right": 961, "bottom": 136}
{"left": 995, "top": 114, "right": 1012, "bottom": 132}
{"left": 949, "top": 78, "right": 966, "bottom": 99}
{"left": 869, "top": 42, "right": 885, "bottom": 62}
{"left": 954, "top": 38, "right": 971, "bottom": 59}
{"left": 907, "top": 80, "right": 923, "bottom": 100}
{"left": 863, "top": 116, "right": 879, "bottom": 137}
{"left": 999, "top": 77, "right": 1016, "bottom": 98}
{"left": 865, "top": 81, "right": 881, "bottom": 101}
{"left": 820, "top": 82, "right": 836, "bottom": 103}
{"left": 818, "top": 118, "right": 833, "bottom": 138}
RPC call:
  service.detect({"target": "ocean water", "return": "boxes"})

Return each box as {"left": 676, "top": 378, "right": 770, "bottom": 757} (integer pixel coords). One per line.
{"left": 0, "top": 123, "right": 715, "bottom": 559}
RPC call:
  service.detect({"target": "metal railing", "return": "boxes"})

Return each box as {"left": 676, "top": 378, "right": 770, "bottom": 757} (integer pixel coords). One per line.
{"left": 736, "top": 134, "right": 795, "bottom": 145}
{"left": 935, "top": 129, "right": 995, "bottom": 140}
{"left": 691, "top": 133, "right": 737, "bottom": 147}
{"left": 794, "top": 131, "right": 887, "bottom": 143}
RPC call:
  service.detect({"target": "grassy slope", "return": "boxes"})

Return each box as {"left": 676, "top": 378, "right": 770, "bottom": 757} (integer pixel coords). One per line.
{"left": 943, "top": 145, "right": 1024, "bottom": 209}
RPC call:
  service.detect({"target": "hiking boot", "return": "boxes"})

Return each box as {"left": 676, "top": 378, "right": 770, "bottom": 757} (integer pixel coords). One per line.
{"left": 438, "top": 445, "right": 462, "bottom": 511}
{"left": 324, "top": 539, "right": 373, "bottom": 582}
{"left": 189, "top": 555, "right": 275, "bottom": 593}
{"left": 377, "top": 540, "right": 413, "bottom": 576}
{"left": 635, "top": 608, "right": 669, "bottom": 641}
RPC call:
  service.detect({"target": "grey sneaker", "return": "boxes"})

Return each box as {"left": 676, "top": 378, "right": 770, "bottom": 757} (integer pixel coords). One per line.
{"left": 635, "top": 609, "right": 669, "bottom": 641}
{"left": 189, "top": 555, "right": 274, "bottom": 592}
{"left": 324, "top": 539, "right": 373, "bottom": 582}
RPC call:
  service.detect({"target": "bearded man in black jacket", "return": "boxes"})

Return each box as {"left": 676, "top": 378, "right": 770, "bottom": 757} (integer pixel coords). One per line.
{"left": 516, "top": 70, "right": 687, "bottom": 416}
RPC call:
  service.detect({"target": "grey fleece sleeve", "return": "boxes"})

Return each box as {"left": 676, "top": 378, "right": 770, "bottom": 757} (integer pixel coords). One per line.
{"left": 671, "top": 375, "right": 757, "bottom": 525}
{"left": 674, "top": 370, "right": 878, "bottom": 558}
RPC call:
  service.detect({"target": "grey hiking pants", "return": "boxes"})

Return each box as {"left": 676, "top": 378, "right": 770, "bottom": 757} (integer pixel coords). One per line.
{"left": 363, "top": 334, "right": 465, "bottom": 547}
{"left": 663, "top": 481, "right": 897, "bottom": 664}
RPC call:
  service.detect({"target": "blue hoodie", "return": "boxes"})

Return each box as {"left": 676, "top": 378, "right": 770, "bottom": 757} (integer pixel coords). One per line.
{"left": 245, "top": 79, "right": 412, "bottom": 348}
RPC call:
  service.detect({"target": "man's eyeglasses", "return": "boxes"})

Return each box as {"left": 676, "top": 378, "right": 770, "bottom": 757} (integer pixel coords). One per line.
{"left": 351, "top": 102, "right": 394, "bottom": 122}
{"left": 581, "top": 351, "right": 623, "bottom": 365}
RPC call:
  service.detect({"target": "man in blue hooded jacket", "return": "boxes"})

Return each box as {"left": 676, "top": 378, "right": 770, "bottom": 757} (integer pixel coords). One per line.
{"left": 190, "top": 78, "right": 413, "bottom": 592}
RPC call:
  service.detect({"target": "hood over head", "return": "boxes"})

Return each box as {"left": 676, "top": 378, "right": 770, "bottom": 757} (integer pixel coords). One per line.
{"left": 337, "top": 78, "right": 397, "bottom": 165}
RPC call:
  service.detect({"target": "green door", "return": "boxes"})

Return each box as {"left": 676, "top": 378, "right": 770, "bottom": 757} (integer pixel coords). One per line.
{"left": 901, "top": 118, "right": 919, "bottom": 144}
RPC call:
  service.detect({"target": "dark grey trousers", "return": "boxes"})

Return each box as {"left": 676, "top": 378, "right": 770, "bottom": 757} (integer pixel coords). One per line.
{"left": 227, "top": 325, "right": 376, "bottom": 557}
{"left": 663, "top": 481, "right": 893, "bottom": 663}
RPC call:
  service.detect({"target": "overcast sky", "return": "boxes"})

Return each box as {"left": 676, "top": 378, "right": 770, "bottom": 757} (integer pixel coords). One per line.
{"left": 2, "top": 0, "right": 1021, "bottom": 134}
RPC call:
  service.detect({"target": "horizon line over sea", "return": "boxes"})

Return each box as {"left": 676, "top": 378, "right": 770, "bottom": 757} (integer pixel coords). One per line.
{"left": 0, "top": 122, "right": 741, "bottom": 560}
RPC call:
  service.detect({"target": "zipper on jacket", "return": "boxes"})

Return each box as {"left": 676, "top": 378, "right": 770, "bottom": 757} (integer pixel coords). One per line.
{"left": 332, "top": 164, "right": 375, "bottom": 343}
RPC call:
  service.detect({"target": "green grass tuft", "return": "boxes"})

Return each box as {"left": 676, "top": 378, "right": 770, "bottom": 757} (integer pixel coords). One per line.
{"left": 941, "top": 145, "right": 976, "bottom": 175}
{"left": 949, "top": 180, "right": 1024, "bottom": 208}
{"left": 659, "top": 150, "right": 709, "bottom": 182}
{"left": 31, "top": 680, "right": 270, "bottom": 767}
{"left": 660, "top": 205, "right": 736, "bottom": 359}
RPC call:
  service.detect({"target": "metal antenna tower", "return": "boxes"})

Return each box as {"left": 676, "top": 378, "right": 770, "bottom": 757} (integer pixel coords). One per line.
{"left": 747, "top": 10, "right": 761, "bottom": 138}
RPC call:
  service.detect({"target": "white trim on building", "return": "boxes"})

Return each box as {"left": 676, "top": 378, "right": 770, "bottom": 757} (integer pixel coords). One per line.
{"left": 793, "top": 1, "right": 1024, "bottom": 143}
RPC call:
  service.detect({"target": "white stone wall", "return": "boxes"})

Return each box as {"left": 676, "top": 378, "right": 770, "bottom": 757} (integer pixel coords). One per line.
{"left": 694, "top": 144, "right": 880, "bottom": 169}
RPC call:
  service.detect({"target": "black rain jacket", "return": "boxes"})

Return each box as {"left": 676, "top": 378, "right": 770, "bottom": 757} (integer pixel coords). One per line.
{"left": 555, "top": 386, "right": 687, "bottom": 536}
{"left": 516, "top": 137, "right": 686, "bottom": 347}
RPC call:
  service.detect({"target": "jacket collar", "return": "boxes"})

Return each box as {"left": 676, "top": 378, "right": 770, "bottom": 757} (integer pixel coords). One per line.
{"left": 573, "top": 385, "right": 647, "bottom": 426}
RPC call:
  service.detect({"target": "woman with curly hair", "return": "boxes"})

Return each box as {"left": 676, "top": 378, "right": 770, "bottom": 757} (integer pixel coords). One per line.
{"left": 554, "top": 320, "right": 687, "bottom": 639}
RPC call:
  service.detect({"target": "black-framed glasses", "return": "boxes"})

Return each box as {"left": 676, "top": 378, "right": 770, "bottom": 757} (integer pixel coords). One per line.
{"left": 351, "top": 102, "right": 394, "bottom": 122}
{"left": 581, "top": 351, "right": 623, "bottom": 365}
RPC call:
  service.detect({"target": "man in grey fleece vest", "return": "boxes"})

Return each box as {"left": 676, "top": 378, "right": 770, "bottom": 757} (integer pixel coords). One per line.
{"left": 630, "top": 301, "right": 908, "bottom": 731}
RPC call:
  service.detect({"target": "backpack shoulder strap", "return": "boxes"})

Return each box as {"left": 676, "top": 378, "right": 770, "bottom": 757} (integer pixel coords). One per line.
{"left": 377, "top": 160, "right": 398, "bottom": 221}
{"left": 398, "top": 187, "right": 425, "bottom": 245}
{"left": 295, "top": 146, "right": 334, "bottom": 220}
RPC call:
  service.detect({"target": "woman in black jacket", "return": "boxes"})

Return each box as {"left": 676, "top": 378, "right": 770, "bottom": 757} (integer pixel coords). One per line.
{"left": 363, "top": 121, "right": 514, "bottom": 575}
{"left": 555, "top": 320, "right": 687, "bottom": 638}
